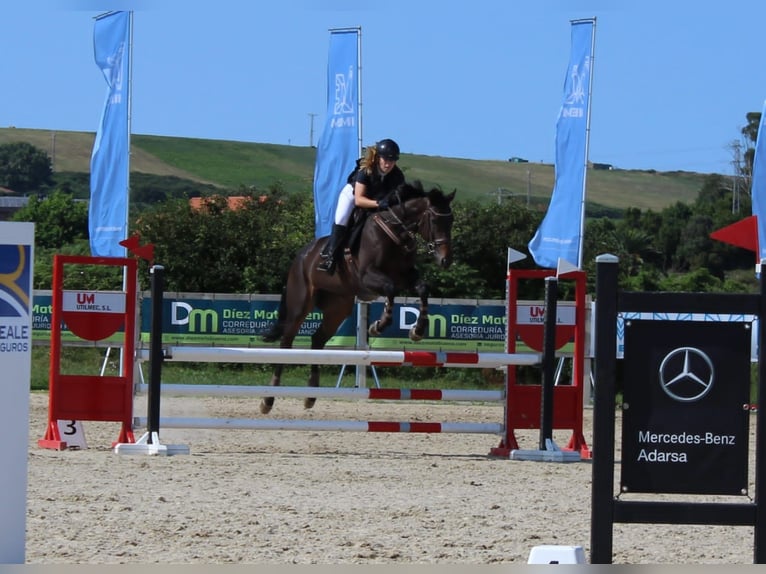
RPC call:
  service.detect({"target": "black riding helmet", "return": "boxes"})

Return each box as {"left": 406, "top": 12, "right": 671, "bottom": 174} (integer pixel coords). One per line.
{"left": 375, "top": 138, "right": 400, "bottom": 161}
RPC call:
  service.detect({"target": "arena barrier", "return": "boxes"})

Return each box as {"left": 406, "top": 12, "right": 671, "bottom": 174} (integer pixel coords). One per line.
{"left": 124, "top": 265, "right": 559, "bottom": 455}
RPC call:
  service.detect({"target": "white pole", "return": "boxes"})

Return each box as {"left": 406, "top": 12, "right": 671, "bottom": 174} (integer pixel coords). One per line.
{"left": 119, "top": 11, "right": 134, "bottom": 378}
{"left": 575, "top": 17, "right": 596, "bottom": 270}
{"left": 138, "top": 346, "right": 541, "bottom": 367}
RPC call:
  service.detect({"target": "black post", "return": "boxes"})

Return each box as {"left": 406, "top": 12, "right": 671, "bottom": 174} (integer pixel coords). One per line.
{"left": 539, "top": 276, "right": 558, "bottom": 450}
{"left": 755, "top": 259, "right": 766, "bottom": 563}
{"left": 147, "top": 264, "right": 165, "bottom": 444}
{"left": 590, "top": 254, "right": 619, "bottom": 564}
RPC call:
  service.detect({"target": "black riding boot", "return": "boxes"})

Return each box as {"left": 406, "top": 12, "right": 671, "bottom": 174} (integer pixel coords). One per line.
{"left": 317, "top": 224, "right": 347, "bottom": 272}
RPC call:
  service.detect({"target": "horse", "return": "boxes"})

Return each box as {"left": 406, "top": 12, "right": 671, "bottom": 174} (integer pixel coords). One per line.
{"left": 260, "top": 181, "right": 456, "bottom": 414}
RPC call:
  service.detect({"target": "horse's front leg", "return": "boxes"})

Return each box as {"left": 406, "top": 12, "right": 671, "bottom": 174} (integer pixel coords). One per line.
{"left": 410, "top": 275, "right": 430, "bottom": 342}
{"left": 369, "top": 296, "right": 394, "bottom": 337}
{"left": 360, "top": 268, "right": 396, "bottom": 337}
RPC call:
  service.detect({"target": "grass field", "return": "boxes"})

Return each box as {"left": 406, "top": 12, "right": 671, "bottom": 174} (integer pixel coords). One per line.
{"left": 1, "top": 126, "right": 710, "bottom": 211}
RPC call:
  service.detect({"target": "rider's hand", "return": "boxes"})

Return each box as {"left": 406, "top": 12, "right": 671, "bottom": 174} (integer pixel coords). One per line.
{"left": 377, "top": 198, "right": 389, "bottom": 210}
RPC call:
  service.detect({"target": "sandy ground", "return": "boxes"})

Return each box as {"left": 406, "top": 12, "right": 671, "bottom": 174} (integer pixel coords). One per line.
{"left": 23, "top": 391, "right": 759, "bottom": 565}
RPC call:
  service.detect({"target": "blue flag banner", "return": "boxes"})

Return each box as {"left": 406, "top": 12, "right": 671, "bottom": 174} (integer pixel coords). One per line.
{"left": 528, "top": 19, "right": 595, "bottom": 269}
{"left": 313, "top": 29, "right": 360, "bottom": 238}
{"left": 89, "top": 11, "right": 130, "bottom": 257}
{"left": 751, "top": 99, "right": 766, "bottom": 265}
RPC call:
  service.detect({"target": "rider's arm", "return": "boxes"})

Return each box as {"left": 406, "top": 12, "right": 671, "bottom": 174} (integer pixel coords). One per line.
{"left": 354, "top": 182, "right": 382, "bottom": 210}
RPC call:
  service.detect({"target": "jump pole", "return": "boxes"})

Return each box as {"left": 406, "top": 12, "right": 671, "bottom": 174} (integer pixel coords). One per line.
{"left": 135, "top": 384, "right": 504, "bottom": 402}
{"left": 138, "top": 347, "right": 540, "bottom": 368}
{"left": 133, "top": 417, "right": 504, "bottom": 435}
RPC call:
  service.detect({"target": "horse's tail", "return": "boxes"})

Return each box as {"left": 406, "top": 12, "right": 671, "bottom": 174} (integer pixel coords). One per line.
{"left": 261, "top": 284, "right": 288, "bottom": 343}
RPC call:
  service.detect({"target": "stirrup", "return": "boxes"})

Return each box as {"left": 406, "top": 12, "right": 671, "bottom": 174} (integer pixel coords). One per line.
{"left": 317, "top": 258, "right": 334, "bottom": 272}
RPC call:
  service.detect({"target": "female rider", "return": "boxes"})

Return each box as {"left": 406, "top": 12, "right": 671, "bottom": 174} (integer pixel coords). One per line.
{"left": 317, "top": 138, "right": 405, "bottom": 272}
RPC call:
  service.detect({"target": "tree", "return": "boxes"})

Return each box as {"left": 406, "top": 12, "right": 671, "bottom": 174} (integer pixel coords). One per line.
{"left": 0, "top": 142, "right": 53, "bottom": 193}
{"left": 132, "top": 187, "right": 314, "bottom": 293}
{"left": 11, "top": 190, "right": 88, "bottom": 249}
{"left": 450, "top": 198, "right": 541, "bottom": 298}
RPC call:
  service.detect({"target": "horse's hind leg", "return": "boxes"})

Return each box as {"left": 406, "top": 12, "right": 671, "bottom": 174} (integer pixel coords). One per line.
{"left": 305, "top": 296, "right": 354, "bottom": 409}
{"left": 260, "top": 364, "right": 282, "bottom": 414}
{"left": 261, "top": 307, "right": 311, "bottom": 415}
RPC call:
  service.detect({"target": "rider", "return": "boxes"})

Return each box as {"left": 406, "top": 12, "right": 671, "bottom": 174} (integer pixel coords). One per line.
{"left": 317, "top": 138, "right": 405, "bottom": 272}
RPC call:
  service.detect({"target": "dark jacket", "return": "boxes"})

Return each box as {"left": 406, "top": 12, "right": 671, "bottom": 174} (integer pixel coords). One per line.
{"left": 353, "top": 165, "right": 405, "bottom": 201}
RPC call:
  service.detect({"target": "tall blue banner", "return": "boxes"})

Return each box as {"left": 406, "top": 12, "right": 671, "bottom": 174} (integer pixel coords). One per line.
{"left": 313, "top": 29, "right": 360, "bottom": 239}
{"left": 751, "top": 99, "right": 766, "bottom": 264}
{"left": 528, "top": 19, "right": 595, "bottom": 269}
{"left": 89, "top": 11, "right": 130, "bottom": 257}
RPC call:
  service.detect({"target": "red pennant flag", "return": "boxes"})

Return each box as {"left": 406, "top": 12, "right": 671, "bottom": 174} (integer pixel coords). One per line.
{"left": 132, "top": 243, "right": 155, "bottom": 263}
{"left": 710, "top": 215, "right": 759, "bottom": 262}
{"left": 119, "top": 233, "right": 141, "bottom": 250}
{"left": 119, "top": 233, "right": 155, "bottom": 263}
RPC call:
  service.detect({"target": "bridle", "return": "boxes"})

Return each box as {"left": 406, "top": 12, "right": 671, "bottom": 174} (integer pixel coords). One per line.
{"left": 418, "top": 204, "right": 453, "bottom": 255}
{"left": 373, "top": 192, "right": 453, "bottom": 255}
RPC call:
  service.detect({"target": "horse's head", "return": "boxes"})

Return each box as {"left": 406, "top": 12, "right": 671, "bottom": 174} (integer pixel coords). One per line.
{"left": 392, "top": 182, "right": 455, "bottom": 269}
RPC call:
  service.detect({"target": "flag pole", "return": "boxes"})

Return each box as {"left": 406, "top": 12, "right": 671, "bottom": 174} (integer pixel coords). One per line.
{"left": 121, "top": 11, "right": 134, "bottom": 381}
{"left": 125, "top": 10, "right": 133, "bottom": 260}
{"left": 356, "top": 26, "right": 363, "bottom": 156}
{"left": 575, "top": 17, "right": 596, "bottom": 269}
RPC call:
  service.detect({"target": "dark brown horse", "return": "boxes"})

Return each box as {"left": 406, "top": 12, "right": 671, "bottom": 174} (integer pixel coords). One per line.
{"left": 260, "top": 182, "right": 456, "bottom": 414}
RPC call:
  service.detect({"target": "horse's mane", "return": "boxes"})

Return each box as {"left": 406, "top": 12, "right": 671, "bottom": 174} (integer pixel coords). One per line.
{"left": 394, "top": 180, "right": 451, "bottom": 209}
{"left": 393, "top": 180, "right": 426, "bottom": 203}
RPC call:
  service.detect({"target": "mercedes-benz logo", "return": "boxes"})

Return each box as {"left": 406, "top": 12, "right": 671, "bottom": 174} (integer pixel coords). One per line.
{"left": 658, "top": 346, "right": 714, "bottom": 403}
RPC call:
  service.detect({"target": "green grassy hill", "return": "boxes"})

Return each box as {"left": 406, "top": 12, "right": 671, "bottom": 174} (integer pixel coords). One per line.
{"left": 0, "top": 127, "right": 709, "bottom": 211}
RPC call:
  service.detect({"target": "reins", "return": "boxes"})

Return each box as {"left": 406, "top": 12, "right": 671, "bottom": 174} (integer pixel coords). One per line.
{"left": 373, "top": 191, "right": 452, "bottom": 255}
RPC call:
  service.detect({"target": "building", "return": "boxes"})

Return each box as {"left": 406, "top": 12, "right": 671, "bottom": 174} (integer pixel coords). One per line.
{"left": 0, "top": 187, "right": 29, "bottom": 221}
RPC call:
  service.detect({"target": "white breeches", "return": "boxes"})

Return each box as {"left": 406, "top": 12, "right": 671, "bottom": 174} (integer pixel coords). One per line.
{"left": 334, "top": 183, "right": 355, "bottom": 226}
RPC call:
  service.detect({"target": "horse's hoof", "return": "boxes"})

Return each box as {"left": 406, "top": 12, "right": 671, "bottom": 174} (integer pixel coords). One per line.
{"left": 368, "top": 322, "right": 380, "bottom": 337}
{"left": 304, "top": 398, "right": 316, "bottom": 410}
{"left": 260, "top": 398, "right": 274, "bottom": 414}
{"left": 409, "top": 327, "right": 424, "bottom": 342}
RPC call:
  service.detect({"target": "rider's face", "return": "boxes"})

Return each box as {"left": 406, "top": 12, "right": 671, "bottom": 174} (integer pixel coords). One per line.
{"left": 378, "top": 156, "right": 397, "bottom": 174}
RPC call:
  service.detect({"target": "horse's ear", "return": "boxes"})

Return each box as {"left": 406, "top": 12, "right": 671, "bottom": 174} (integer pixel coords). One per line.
{"left": 447, "top": 189, "right": 456, "bottom": 202}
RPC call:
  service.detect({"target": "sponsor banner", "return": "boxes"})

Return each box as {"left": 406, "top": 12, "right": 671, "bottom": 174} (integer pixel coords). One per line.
{"left": 751, "top": 98, "right": 766, "bottom": 265}
{"left": 31, "top": 294, "right": 510, "bottom": 351}
{"left": 0, "top": 222, "right": 34, "bottom": 563}
{"left": 31, "top": 293, "right": 762, "bottom": 360}
{"left": 89, "top": 11, "right": 130, "bottom": 257}
{"left": 621, "top": 321, "right": 750, "bottom": 495}
{"left": 617, "top": 311, "right": 759, "bottom": 361}
{"left": 528, "top": 19, "right": 595, "bottom": 269}
{"left": 313, "top": 29, "right": 359, "bottom": 238}
{"left": 139, "top": 296, "right": 510, "bottom": 351}
{"left": 517, "top": 303, "right": 576, "bottom": 325}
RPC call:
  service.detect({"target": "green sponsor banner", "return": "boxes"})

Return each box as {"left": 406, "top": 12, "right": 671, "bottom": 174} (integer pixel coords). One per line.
{"left": 141, "top": 295, "right": 510, "bottom": 351}
{"left": 32, "top": 291, "right": 529, "bottom": 351}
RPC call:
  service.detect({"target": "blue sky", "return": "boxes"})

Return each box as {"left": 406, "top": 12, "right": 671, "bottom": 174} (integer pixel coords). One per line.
{"left": 2, "top": 0, "right": 766, "bottom": 174}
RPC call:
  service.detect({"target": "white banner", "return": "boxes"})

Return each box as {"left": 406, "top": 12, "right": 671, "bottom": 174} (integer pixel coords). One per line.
{"left": 0, "top": 221, "right": 34, "bottom": 563}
